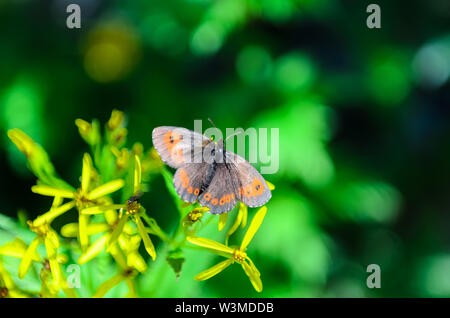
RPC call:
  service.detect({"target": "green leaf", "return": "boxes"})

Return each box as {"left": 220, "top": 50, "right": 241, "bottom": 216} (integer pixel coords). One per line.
{"left": 166, "top": 248, "right": 185, "bottom": 279}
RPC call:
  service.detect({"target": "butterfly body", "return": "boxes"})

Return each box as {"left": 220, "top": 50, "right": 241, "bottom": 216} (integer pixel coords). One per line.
{"left": 152, "top": 126, "right": 271, "bottom": 214}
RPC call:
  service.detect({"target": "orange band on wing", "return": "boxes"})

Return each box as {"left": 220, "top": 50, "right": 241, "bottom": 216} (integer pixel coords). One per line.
{"left": 239, "top": 178, "right": 266, "bottom": 198}
{"left": 179, "top": 168, "right": 190, "bottom": 188}
{"left": 163, "top": 131, "right": 182, "bottom": 153}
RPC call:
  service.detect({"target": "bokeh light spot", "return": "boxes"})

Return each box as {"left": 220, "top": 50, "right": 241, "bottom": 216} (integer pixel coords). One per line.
{"left": 367, "top": 50, "right": 411, "bottom": 106}
{"left": 190, "top": 21, "right": 225, "bottom": 56}
{"left": 83, "top": 23, "right": 141, "bottom": 83}
{"left": 412, "top": 36, "right": 450, "bottom": 89}
{"left": 273, "top": 53, "right": 316, "bottom": 92}
{"left": 419, "top": 254, "right": 450, "bottom": 297}
{"left": 236, "top": 46, "right": 272, "bottom": 84}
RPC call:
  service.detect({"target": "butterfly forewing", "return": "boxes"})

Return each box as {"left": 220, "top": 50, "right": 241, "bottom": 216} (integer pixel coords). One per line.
{"left": 152, "top": 126, "right": 211, "bottom": 169}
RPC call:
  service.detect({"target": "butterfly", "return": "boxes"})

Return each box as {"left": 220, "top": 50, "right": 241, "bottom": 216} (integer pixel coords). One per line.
{"left": 152, "top": 125, "right": 272, "bottom": 214}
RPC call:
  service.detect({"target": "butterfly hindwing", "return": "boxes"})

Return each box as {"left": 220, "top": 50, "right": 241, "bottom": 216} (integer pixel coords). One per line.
{"left": 198, "top": 164, "right": 238, "bottom": 214}
{"left": 173, "top": 163, "right": 210, "bottom": 203}
{"left": 152, "top": 126, "right": 211, "bottom": 169}
{"left": 224, "top": 151, "right": 272, "bottom": 208}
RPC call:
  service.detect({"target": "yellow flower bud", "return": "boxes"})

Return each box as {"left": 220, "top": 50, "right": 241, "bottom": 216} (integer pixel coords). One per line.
{"left": 107, "top": 109, "right": 125, "bottom": 131}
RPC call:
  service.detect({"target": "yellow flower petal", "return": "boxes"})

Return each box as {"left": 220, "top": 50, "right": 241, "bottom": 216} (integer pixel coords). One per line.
{"left": 225, "top": 208, "right": 243, "bottom": 245}
{"left": 240, "top": 203, "right": 248, "bottom": 228}
{"left": 107, "top": 215, "right": 128, "bottom": 252}
{"left": 105, "top": 208, "right": 119, "bottom": 225}
{"left": 60, "top": 223, "right": 79, "bottom": 237}
{"left": 127, "top": 252, "right": 147, "bottom": 273}
{"left": 247, "top": 257, "right": 261, "bottom": 277}
{"left": 31, "top": 185, "right": 74, "bottom": 199}
{"left": 62, "top": 222, "right": 109, "bottom": 238}
{"left": 44, "top": 236, "right": 57, "bottom": 260}
{"left": 47, "top": 230, "right": 60, "bottom": 250}
{"left": 48, "top": 257, "right": 63, "bottom": 290}
{"left": 135, "top": 216, "right": 156, "bottom": 261}
{"left": 194, "top": 258, "right": 234, "bottom": 281}
{"left": 78, "top": 234, "right": 109, "bottom": 264}
{"left": 33, "top": 201, "right": 76, "bottom": 227}
{"left": 75, "top": 118, "right": 91, "bottom": 135}
{"left": 87, "top": 179, "right": 124, "bottom": 200}
{"left": 109, "top": 245, "right": 127, "bottom": 269}
{"left": 51, "top": 196, "right": 64, "bottom": 208}
{"left": 0, "top": 238, "right": 39, "bottom": 261}
{"left": 7, "top": 129, "right": 36, "bottom": 157}
{"left": 79, "top": 214, "right": 89, "bottom": 251}
{"left": 218, "top": 213, "right": 228, "bottom": 231}
{"left": 86, "top": 223, "right": 110, "bottom": 235}
{"left": 242, "top": 260, "right": 262, "bottom": 292}
{"left": 0, "top": 261, "right": 15, "bottom": 289}
{"left": 107, "top": 109, "right": 125, "bottom": 131}
{"left": 81, "top": 153, "right": 93, "bottom": 192}
{"left": 80, "top": 206, "right": 104, "bottom": 215}
{"left": 120, "top": 233, "right": 141, "bottom": 253}
{"left": 81, "top": 204, "right": 125, "bottom": 215}
{"left": 18, "top": 237, "right": 41, "bottom": 279}
{"left": 241, "top": 206, "right": 267, "bottom": 250}
{"left": 134, "top": 155, "right": 141, "bottom": 193}
{"left": 266, "top": 181, "right": 275, "bottom": 191}
{"left": 186, "top": 236, "right": 234, "bottom": 256}
{"left": 93, "top": 273, "right": 125, "bottom": 298}
{"left": 57, "top": 254, "right": 68, "bottom": 264}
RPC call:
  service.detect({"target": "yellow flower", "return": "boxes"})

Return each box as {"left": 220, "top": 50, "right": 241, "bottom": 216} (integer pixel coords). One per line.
{"left": 31, "top": 153, "right": 124, "bottom": 250}
{"left": 187, "top": 206, "right": 267, "bottom": 292}
{"left": 39, "top": 256, "right": 76, "bottom": 298}
{"left": 131, "top": 142, "right": 144, "bottom": 157}
{"left": 92, "top": 267, "right": 136, "bottom": 298}
{"left": 7, "top": 129, "right": 36, "bottom": 158}
{"left": 75, "top": 118, "right": 101, "bottom": 146}
{"left": 16, "top": 220, "right": 65, "bottom": 293}
{"left": 107, "top": 109, "right": 125, "bottom": 131}
{"left": 0, "top": 260, "right": 29, "bottom": 298}
{"left": 224, "top": 203, "right": 248, "bottom": 245}
{"left": 81, "top": 155, "right": 157, "bottom": 261}
{"left": 119, "top": 155, "right": 156, "bottom": 260}
{"left": 0, "top": 238, "right": 40, "bottom": 261}
{"left": 63, "top": 207, "right": 147, "bottom": 273}
{"left": 119, "top": 233, "right": 147, "bottom": 273}
{"left": 7, "top": 129, "right": 65, "bottom": 188}
{"left": 111, "top": 146, "right": 130, "bottom": 170}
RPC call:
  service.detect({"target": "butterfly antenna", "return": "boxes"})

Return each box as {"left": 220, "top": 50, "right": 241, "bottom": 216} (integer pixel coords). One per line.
{"left": 208, "top": 118, "right": 217, "bottom": 129}
{"left": 225, "top": 130, "right": 243, "bottom": 142}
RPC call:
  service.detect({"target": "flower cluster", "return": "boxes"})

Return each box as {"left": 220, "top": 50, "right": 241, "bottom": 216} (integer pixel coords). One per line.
{"left": 0, "top": 110, "right": 274, "bottom": 297}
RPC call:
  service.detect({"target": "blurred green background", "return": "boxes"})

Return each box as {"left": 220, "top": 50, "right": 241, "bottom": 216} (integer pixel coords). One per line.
{"left": 1, "top": 0, "right": 450, "bottom": 297}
